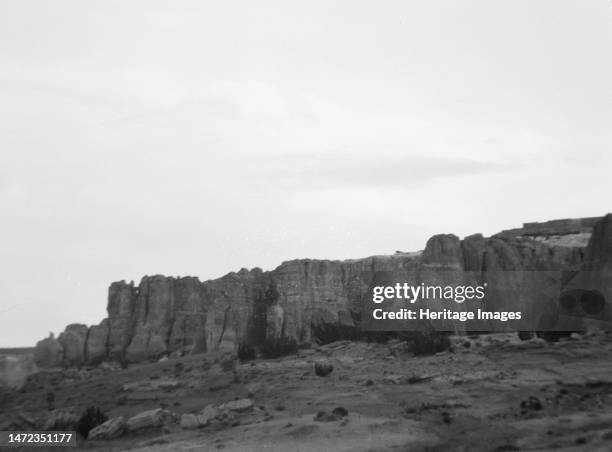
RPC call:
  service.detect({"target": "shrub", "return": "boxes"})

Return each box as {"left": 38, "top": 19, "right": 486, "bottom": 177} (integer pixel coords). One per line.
{"left": 173, "top": 362, "right": 184, "bottom": 377}
{"left": 237, "top": 343, "right": 256, "bottom": 362}
{"left": 314, "top": 361, "right": 334, "bottom": 377}
{"left": 77, "top": 406, "right": 108, "bottom": 438}
{"left": 46, "top": 391, "right": 55, "bottom": 411}
{"left": 118, "top": 355, "right": 129, "bottom": 370}
{"left": 399, "top": 331, "right": 451, "bottom": 356}
{"left": 536, "top": 331, "right": 572, "bottom": 342}
{"left": 261, "top": 336, "right": 298, "bottom": 359}
{"left": 311, "top": 323, "right": 361, "bottom": 345}
{"left": 220, "top": 355, "right": 236, "bottom": 373}
{"left": 363, "top": 331, "right": 396, "bottom": 343}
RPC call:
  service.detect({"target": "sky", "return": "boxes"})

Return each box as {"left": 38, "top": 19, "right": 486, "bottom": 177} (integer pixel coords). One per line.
{"left": 1, "top": 1, "right": 611, "bottom": 346}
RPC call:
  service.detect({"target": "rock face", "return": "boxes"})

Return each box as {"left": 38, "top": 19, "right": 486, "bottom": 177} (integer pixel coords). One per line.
{"left": 107, "top": 281, "right": 137, "bottom": 360}
{"left": 564, "top": 214, "right": 612, "bottom": 329}
{"left": 35, "top": 215, "right": 611, "bottom": 365}
{"left": 584, "top": 214, "right": 612, "bottom": 274}
{"left": 57, "top": 324, "right": 88, "bottom": 367}
{"left": 85, "top": 319, "right": 109, "bottom": 365}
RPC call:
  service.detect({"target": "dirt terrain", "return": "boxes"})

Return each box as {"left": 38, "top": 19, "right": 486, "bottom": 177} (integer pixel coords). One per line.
{"left": 2, "top": 333, "right": 612, "bottom": 451}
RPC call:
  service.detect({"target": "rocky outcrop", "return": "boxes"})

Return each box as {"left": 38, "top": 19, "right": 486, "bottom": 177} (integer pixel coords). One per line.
{"left": 35, "top": 215, "right": 610, "bottom": 365}
{"left": 107, "top": 281, "right": 137, "bottom": 360}
{"left": 33, "top": 334, "right": 63, "bottom": 368}
{"left": 564, "top": 214, "right": 612, "bottom": 329}
{"left": 85, "top": 319, "right": 109, "bottom": 364}
{"left": 497, "top": 217, "right": 601, "bottom": 238}
{"left": 584, "top": 214, "right": 612, "bottom": 273}
{"left": 57, "top": 324, "right": 88, "bottom": 367}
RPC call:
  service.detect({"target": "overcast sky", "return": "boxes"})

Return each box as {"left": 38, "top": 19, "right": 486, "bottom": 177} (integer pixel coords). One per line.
{"left": 1, "top": 1, "right": 611, "bottom": 346}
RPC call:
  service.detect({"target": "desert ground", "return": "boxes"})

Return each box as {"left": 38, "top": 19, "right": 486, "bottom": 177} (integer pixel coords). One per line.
{"left": 3, "top": 333, "right": 612, "bottom": 451}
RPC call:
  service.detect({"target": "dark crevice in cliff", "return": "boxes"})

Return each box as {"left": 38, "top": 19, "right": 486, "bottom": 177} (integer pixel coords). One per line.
{"left": 126, "top": 283, "right": 139, "bottom": 353}
{"left": 217, "top": 304, "right": 231, "bottom": 346}
{"left": 82, "top": 327, "right": 91, "bottom": 365}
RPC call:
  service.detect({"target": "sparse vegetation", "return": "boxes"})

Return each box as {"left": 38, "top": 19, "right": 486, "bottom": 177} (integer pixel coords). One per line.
{"left": 518, "top": 331, "right": 535, "bottom": 341}
{"left": 46, "top": 391, "right": 55, "bottom": 411}
{"left": 311, "top": 323, "right": 361, "bottom": 345}
{"left": 260, "top": 336, "right": 298, "bottom": 359}
{"left": 220, "top": 356, "right": 236, "bottom": 373}
{"left": 314, "top": 361, "right": 334, "bottom": 377}
{"left": 237, "top": 343, "right": 256, "bottom": 362}
{"left": 363, "top": 331, "right": 397, "bottom": 343}
{"left": 118, "top": 355, "right": 129, "bottom": 370}
{"left": 399, "top": 331, "right": 451, "bottom": 356}
{"left": 174, "top": 362, "right": 184, "bottom": 377}
{"left": 536, "top": 331, "right": 573, "bottom": 342}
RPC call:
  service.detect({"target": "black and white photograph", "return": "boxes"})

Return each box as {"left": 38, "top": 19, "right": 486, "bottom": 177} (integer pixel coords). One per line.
{"left": 1, "top": 1, "right": 611, "bottom": 451}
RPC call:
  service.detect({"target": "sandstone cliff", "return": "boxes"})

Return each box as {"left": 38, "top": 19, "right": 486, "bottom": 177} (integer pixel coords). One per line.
{"left": 34, "top": 215, "right": 611, "bottom": 367}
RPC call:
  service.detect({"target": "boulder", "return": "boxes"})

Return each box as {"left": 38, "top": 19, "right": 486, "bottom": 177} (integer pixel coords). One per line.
{"left": 197, "top": 405, "right": 219, "bottom": 426}
{"left": 126, "top": 408, "right": 172, "bottom": 432}
{"left": 219, "top": 398, "right": 253, "bottom": 413}
{"left": 88, "top": 416, "right": 126, "bottom": 440}
{"left": 179, "top": 414, "right": 199, "bottom": 430}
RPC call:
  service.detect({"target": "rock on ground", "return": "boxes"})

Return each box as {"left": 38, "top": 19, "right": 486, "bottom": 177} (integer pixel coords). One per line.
{"left": 197, "top": 405, "right": 220, "bottom": 426}
{"left": 219, "top": 398, "right": 254, "bottom": 413}
{"left": 126, "top": 408, "right": 173, "bottom": 432}
{"left": 88, "top": 416, "right": 126, "bottom": 440}
{"left": 179, "top": 414, "right": 199, "bottom": 430}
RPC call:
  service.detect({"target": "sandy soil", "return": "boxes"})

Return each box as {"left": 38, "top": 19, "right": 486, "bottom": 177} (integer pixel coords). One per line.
{"left": 2, "top": 333, "right": 612, "bottom": 451}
